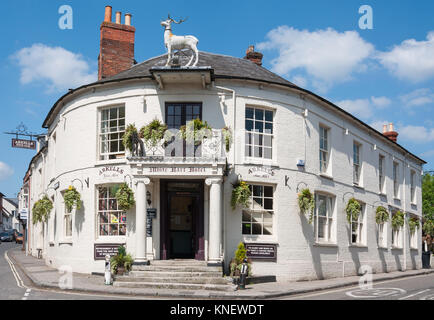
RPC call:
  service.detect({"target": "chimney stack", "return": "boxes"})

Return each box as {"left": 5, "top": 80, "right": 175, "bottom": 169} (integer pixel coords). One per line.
{"left": 244, "top": 45, "right": 263, "bottom": 66}
{"left": 383, "top": 123, "right": 399, "bottom": 142}
{"left": 98, "top": 6, "right": 136, "bottom": 80}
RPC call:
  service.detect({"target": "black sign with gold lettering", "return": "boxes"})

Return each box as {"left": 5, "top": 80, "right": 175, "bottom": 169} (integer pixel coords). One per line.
{"left": 245, "top": 243, "right": 277, "bottom": 261}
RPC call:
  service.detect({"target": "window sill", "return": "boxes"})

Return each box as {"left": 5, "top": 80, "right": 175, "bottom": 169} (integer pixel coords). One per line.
{"left": 314, "top": 242, "right": 338, "bottom": 248}
{"left": 242, "top": 235, "right": 277, "bottom": 243}
{"left": 319, "top": 173, "right": 334, "bottom": 181}
{"left": 59, "top": 240, "right": 73, "bottom": 245}
{"left": 95, "top": 237, "right": 126, "bottom": 244}
{"left": 411, "top": 202, "right": 417, "bottom": 206}
{"left": 377, "top": 246, "right": 388, "bottom": 250}
{"left": 391, "top": 246, "right": 403, "bottom": 250}
{"left": 393, "top": 197, "right": 401, "bottom": 202}
{"left": 95, "top": 158, "right": 127, "bottom": 166}
{"left": 410, "top": 247, "right": 418, "bottom": 251}
{"left": 349, "top": 244, "right": 368, "bottom": 248}
{"left": 244, "top": 158, "right": 279, "bottom": 168}
{"left": 379, "top": 192, "right": 387, "bottom": 197}
{"left": 353, "top": 184, "right": 364, "bottom": 190}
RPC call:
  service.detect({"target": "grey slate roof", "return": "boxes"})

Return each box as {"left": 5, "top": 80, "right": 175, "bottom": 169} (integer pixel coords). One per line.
{"left": 98, "top": 51, "right": 298, "bottom": 88}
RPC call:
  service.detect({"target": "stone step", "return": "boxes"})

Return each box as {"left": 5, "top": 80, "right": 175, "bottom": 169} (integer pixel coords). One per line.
{"left": 150, "top": 260, "right": 208, "bottom": 266}
{"left": 113, "top": 281, "right": 237, "bottom": 292}
{"left": 115, "top": 275, "right": 231, "bottom": 285}
{"left": 132, "top": 265, "right": 222, "bottom": 273}
{"left": 128, "top": 270, "right": 223, "bottom": 278}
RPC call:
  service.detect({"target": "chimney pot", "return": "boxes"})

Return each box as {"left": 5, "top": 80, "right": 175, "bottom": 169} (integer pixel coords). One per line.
{"left": 104, "top": 6, "right": 112, "bottom": 22}
{"left": 383, "top": 122, "right": 399, "bottom": 143}
{"left": 383, "top": 124, "right": 388, "bottom": 133}
{"left": 125, "top": 13, "right": 132, "bottom": 26}
{"left": 115, "top": 11, "right": 122, "bottom": 24}
{"left": 389, "top": 123, "right": 394, "bottom": 132}
{"left": 244, "top": 45, "right": 264, "bottom": 66}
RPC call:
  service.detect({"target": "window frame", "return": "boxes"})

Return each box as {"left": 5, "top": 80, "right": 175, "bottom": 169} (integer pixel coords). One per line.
{"left": 314, "top": 193, "right": 335, "bottom": 244}
{"left": 242, "top": 184, "right": 274, "bottom": 237}
{"left": 98, "top": 105, "right": 126, "bottom": 161}
{"left": 319, "top": 125, "right": 330, "bottom": 174}
{"left": 96, "top": 184, "right": 128, "bottom": 238}
{"left": 245, "top": 106, "right": 274, "bottom": 160}
{"left": 377, "top": 222, "right": 388, "bottom": 248}
{"left": 393, "top": 162, "right": 399, "bottom": 199}
{"left": 64, "top": 199, "right": 73, "bottom": 239}
{"left": 350, "top": 202, "right": 366, "bottom": 246}
{"left": 410, "top": 170, "right": 416, "bottom": 204}
{"left": 353, "top": 142, "right": 362, "bottom": 185}
{"left": 379, "top": 155, "right": 385, "bottom": 194}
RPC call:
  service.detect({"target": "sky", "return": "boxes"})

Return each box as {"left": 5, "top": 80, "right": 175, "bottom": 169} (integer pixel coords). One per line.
{"left": 0, "top": 0, "right": 433, "bottom": 198}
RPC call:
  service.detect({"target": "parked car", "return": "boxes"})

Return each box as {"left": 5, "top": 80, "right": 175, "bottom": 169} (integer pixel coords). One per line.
{"left": 15, "top": 233, "right": 23, "bottom": 244}
{"left": 0, "top": 232, "right": 13, "bottom": 242}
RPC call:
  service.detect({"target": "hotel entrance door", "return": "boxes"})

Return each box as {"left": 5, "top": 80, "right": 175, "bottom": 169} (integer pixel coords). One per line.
{"left": 160, "top": 180, "right": 204, "bottom": 260}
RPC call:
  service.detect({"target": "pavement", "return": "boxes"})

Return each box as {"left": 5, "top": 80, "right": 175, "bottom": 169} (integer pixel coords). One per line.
{"left": 7, "top": 247, "right": 434, "bottom": 299}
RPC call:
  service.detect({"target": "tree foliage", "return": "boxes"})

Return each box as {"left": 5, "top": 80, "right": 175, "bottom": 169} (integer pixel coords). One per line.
{"left": 422, "top": 173, "right": 434, "bottom": 235}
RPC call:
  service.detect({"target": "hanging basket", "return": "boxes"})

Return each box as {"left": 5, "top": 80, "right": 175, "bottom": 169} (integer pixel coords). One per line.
{"left": 32, "top": 196, "right": 53, "bottom": 224}
{"left": 375, "top": 206, "right": 389, "bottom": 224}
{"left": 408, "top": 217, "right": 420, "bottom": 233}
{"left": 64, "top": 186, "right": 82, "bottom": 212}
{"left": 140, "top": 119, "right": 168, "bottom": 147}
{"left": 115, "top": 183, "right": 135, "bottom": 211}
{"left": 391, "top": 210, "right": 405, "bottom": 231}
{"left": 346, "top": 198, "right": 361, "bottom": 224}
{"left": 298, "top": 189, "right": 315, "bottom": 224}
{"left": 231, "top": 180, "right": 251, "bottom": 210}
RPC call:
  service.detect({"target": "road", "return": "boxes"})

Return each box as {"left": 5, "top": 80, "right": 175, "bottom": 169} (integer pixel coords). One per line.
{"left": 0, "top": 242, "right": 148, "bottom": 300}
{"left": 281, "top": 272, "right": 434, "bottom": 300}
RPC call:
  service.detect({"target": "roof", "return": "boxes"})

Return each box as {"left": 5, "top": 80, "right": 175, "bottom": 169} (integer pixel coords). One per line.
{"left": 41, "top": 51, "right": 426, "bottom": 165}
{"left": 4, "top": 198, "right": 18, "bottom": 207}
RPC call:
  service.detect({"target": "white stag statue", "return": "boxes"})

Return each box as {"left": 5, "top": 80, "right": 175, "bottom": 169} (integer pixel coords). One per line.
{"left": 160, "top": 15, "right": 199, "bottom": 67}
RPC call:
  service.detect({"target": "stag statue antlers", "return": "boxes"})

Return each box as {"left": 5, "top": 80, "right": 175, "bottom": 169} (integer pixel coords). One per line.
{"left": 160, "top": 15, "right": 199, "bottom": 67}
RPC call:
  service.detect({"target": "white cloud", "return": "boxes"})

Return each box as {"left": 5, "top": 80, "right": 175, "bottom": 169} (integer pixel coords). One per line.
{"left": 0, "top": 162, "right": 14, "bottom": 181}
{"left": 290, "top": 75, "right": 308, "bottom": 88}
{"left": 370, "top": 120, "right": 390, "bottom": 133}
{"left": 12, "top": 43, "right": 97, "bottom": 92}
{"left": 420, "top": 149, "right": 434, "bottom": 158}
{"left": 371, "top": 96, "right": 391, "bottom": 108}
{"left": 399, "top": 88, "right": 434, "bottom": 107}
{"left": 377, "top": 31, "right": 434, "bottom": 82}
{"left": 257, "top": 26, "right": 374, "bottom": 92}
{"left": 335, "top": 96, "right": 391, "bottom": 121}
{"left": 399, "top": 125, "right": 434, "bottom": 143}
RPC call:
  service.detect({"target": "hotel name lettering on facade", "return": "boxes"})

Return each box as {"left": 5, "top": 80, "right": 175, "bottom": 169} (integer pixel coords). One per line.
{"left": 99, "top": 166, "right": 124, "bottom": 178}
{"left": 149, "top": 167, "right": 208, "bottom": 174}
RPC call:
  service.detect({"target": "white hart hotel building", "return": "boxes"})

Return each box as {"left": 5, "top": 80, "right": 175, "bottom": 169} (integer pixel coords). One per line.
{"left": 22, "top": 6, "right": 426, "bottom": 281}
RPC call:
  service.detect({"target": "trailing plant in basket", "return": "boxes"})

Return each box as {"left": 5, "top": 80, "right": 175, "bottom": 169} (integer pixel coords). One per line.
{"left": 229, "top": 242, "right": 252, "bottom": 277}
{"left": 32, "top": 196, "right": 53, "bottom": 224}
{"left": 408, "top": 217, "right": 420, "bottom": 233}
{"left": 391, "top": 210, "right": 405, "bottom": 231}
{"left": 221, "top": 126, "right": 233, "bottom": 153}
{"left": 375, "top": 206, "right": 389, "bottom": 225}
{"left": 231, "top": 180, "right": 251, "bottom": 210}
{"left": 140, "top": 119, "right": 168, "bottom": 147}
{"left": 115, "top": 183, "right": 135, "bottom": 211}
{"left": 346, "top": 198, "right": 361, "bottom": 224}
{"left": 122, "top": 124, "right": 139, "bottom": 152}
{"left": 178, "top": 118, "right": 212, "bottom": 146}
{"left": 64, "top": 186, "right": 82, "bottom": 212}
{"left": 298, "top": 188, "right": 315, "bottom": 224}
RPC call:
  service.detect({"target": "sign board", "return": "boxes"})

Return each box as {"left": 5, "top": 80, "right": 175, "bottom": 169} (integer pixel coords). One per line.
{"left": 94, "top": 244, "right": 124, "bottom": 260}
{"left": 245, "top": 243, "right": 277, "bottom": 262}
{"left": 146, "top": 216, "right": 153, "bottom": 237}
{"left": 19, "top": 209, "right": 28, "bottom": 220}
{"left": 147, "top": 208, "right": 157, "bottom": 219}
{"left": 12, "top": 139, "right": 36, "bottom": 150}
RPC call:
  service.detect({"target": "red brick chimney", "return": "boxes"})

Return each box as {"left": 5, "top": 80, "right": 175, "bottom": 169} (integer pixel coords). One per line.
{"left": 98, "top": 6, "right": 136, "bottom": 80}
{"left": 244, "top": 45, "right": 263, "bottom": 66}
{"left": 383, "top": 123, "right": 399, "bottom": 142}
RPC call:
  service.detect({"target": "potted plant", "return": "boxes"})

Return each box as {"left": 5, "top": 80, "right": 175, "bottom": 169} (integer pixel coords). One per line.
{"left": 32, "top": 196, "right": 53, "bottom": 224}
{"left": 231, "top": 180, "right": 251, "bottom": 210}
{"left": 375, "top": 206, "right": 389, "bottom": 225}
{"left": 115, "top": 183, "right": 135, "bottom": 211}
{"left": 229, "top": 242, "right": 252, "bottom": 278}
{"left": 140, "top": 119, "right": 168, "bottom": 148}
{"left": 392, "top": 210, "right": 405, "bottom": 231}
{"left": 346, "top": 198, "right": 361, "bottom": 224}
{"left": 221, "top": 126, "right": 233, "bottom": 153}
{"left": 122, "top": 124, "right": 139, "bottom": 153}
{"left": 64, "top": 186, "right": 82, "bottom": 212}
{"left": 110, "top": 246, "right": 133, "bottom": 276}
{"left": 298, "top": 188, "right": 315, "bottom": 224}
{"left": 178, "top": 118, "right": 212, "bottom": 146}
{"left": 408, "top": 217, "right": 420, "bottom": 234}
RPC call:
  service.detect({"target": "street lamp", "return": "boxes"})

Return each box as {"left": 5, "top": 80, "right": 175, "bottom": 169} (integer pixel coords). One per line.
{"left": 146, "top": 191, "right": 152, "bottom": 207}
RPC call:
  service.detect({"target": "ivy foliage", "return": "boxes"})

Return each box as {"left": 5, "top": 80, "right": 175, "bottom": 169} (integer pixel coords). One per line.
{"left": 298, "top": 189, "right": 315, "bottom": 224}
{"left": 392, "top": 210, "right": 405, "bottom": 231}
{"left": 122, "top": 124, "right": 139, "bottom": 152}
{"left": 346, "top": 198, "right": 361, "bottom": 224}
{"left": 32, "top": 196, "right": 53, "bottom": 224}
{"left": 231, "top": 180, "right": 251, "bottom": 210}
{"left": 375, "top": 206, "right": 389, "bottom": 225}
{"left": 115, "top": 183, "right": 135, "bottom": 211}
{"left": 408, "top": 217, "right": 420, "bottom": 234}
{"left": 140, "top": 119, "right": 168, "bottom": 147}
{"left": 222, "top": 126, "right": 233, "bottom": 153}
{"left": 64, "top": 186, "right": 82, "bottom": 212}
{"left": 178, "top": 118, "right": 212, "bottom": 146}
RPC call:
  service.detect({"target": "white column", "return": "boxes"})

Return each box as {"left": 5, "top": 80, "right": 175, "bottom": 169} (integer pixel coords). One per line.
{"left": 206, "top": 177, "right": 223, "bottom": 263}
{"left": 135, "top": 178, "right": 150, "bottom": 264}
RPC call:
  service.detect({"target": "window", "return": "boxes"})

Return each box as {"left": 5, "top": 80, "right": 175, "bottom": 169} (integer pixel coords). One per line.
{"left": 99, "top": 106, "right": 125, "bottom": 160}
{"left": 319, "top": 126, "right": 329, "bottom": 173}
{"left": 391, "top": 211, "right": 402, "bottom": 248}
{"left": 64, "top": 203, "right": 72, "bottom": 238}
{"left": 410, "top": 226, "right": 418, "bottom": 249}
{"left": 353, "top": 142, "right": 361, "bottom": 185}
{"left": 242, "top": 185, "right": 274, "bottom": 235}
{"left": 379, "top": 155, "right": 385, "bottom": 193}
{"left": 351, "top": 203, "right": 365, "bottom": 245}
{"left": 393, "top": 162, "right": 399, "bottom": 198}
{"left": 245, "top": 107, "right": 273, "bottom": 160}
{"left": 378, "top": 222, "right": 387, "bottom": 248}
{"left": 97, "top": 185, "right": 127, "bottom": 236}
{"left": 314, "top": 194, "right": 335, "bottom": 243}
{"left": 410, "top": 170, "right": 416, "bottom": 204}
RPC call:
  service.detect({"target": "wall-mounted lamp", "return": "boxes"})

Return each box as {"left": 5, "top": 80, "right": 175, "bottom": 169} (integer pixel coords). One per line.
{"left": 146, "top": 191, "right": 152, "bottom": 206}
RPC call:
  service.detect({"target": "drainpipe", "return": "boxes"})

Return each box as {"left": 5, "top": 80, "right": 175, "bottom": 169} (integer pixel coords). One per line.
{"left": 213, "top": 83, "right": 236, "bottom": 266}
{"left": 403, "top": 153, "right": 408, "bottom": 271}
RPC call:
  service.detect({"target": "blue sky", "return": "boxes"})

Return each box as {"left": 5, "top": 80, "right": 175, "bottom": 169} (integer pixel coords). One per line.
{"left": 1, "top": 0, "right": 433, "bottom": 197}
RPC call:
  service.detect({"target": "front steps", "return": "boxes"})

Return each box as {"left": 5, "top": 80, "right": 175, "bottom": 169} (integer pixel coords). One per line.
{"left": 113, "top": 259, "right": 237, "bottom": 291}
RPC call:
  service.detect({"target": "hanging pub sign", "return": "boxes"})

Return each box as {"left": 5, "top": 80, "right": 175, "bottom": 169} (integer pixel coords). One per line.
{"left": 12, "top": 139, "right": 36, "bottom": 150}
{"left": 245, "top": 243, "right": 277, "bottom": 262}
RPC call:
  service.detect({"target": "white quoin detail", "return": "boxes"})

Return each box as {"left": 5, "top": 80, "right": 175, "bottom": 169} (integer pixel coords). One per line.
{"left": 160, "top": 15, "right": 199, "bottom": 67}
